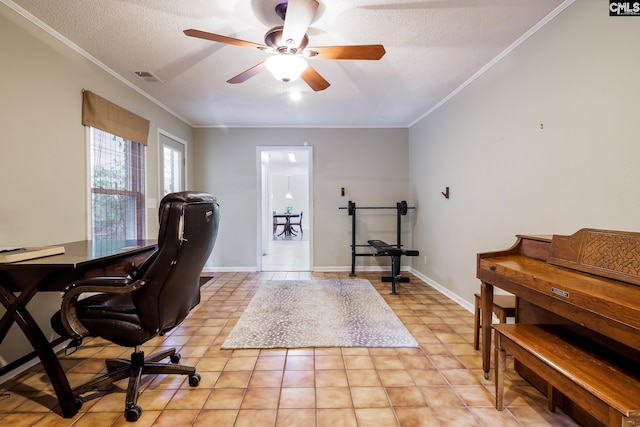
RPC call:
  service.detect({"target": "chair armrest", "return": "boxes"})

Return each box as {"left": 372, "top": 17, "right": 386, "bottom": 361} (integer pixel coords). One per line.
{"left": 59, "top": 276, "right": 147, "bottom": 340}
{"left": 129, "top": 250, "right": 158, "bottom": 280}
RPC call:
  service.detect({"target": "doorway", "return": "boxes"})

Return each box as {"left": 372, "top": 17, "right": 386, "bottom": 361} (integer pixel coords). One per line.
{"left": 257, "top": 146, "right": 312, "bottom": 271}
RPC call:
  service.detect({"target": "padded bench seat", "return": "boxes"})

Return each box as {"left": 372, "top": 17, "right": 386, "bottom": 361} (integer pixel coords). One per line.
{"left": 494, "top": 323, "right": 640, "bottom": 426}
{"left": 367, "top": 239, "right": 419, "bottom": 295}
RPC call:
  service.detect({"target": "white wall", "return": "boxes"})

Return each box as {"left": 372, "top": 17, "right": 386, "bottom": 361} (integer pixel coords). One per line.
{"left": 271, "top": 174, "right": 309, "bottom": 218}
{"left": 192, "top": 127, "right": 410, "bottom": 270}
{"left": 409, "top": 0, "right": 640, "bottom": 306}
{"left": 0, "top": 4, "right": 193, "bottom": 369}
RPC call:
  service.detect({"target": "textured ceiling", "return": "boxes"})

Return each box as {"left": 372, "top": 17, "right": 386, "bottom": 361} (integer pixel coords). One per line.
{"left": 6, "top": 0, "right": 568, "bottom": 128}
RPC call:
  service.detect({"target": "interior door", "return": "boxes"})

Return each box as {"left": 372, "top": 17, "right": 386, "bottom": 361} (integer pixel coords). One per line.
{"left": 159, "top": 132, "right": 186, "bottom": 195}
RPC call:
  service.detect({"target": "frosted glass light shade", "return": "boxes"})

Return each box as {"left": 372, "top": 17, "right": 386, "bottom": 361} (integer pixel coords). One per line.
{"left": 265, "top": 54, "right": 307, "bottom": 82}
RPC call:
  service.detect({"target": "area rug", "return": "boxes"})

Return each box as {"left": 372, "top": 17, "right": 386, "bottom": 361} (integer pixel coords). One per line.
{"left": 221, "top": 279, "right": 418, "bottom": 349}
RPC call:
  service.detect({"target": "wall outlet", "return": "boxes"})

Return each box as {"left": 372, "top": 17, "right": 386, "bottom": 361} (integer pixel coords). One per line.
{"left": 423, "top": 255, "right": 428, "bottom": 265}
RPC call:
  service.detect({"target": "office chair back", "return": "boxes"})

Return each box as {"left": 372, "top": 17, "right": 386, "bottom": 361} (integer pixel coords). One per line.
{"left": 134, "top": 191, "right": 219, "bottom": 335}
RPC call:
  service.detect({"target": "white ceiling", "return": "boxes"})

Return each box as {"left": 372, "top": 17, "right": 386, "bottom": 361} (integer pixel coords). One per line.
{"left": 6, "top": 0, "right": 568, "bottom": 128}
{"left": 267, "top": 149, "right": 310, "bottom": 175}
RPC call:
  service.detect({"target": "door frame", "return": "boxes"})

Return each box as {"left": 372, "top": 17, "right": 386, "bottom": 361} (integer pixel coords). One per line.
{"left": 256, "top": 145, "right": 313, "bottom": 271}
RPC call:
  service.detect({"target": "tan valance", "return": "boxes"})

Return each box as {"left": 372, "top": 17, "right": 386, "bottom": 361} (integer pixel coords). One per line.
{"left": 82, "top": 90, "right": 150, "bottom": 145}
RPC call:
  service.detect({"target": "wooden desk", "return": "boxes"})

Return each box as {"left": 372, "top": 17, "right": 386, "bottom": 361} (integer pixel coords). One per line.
{"left": 273, "top": 213, "right": 300, "bottom": 237}
{"left": 0, "top": 240, "right": 157, "bottom": 418}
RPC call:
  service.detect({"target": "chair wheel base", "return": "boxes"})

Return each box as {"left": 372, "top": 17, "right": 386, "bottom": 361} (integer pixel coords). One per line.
{"left": 188, "top": 373, "right": 201, "bottom": 387}
{"left": 126, "top": 404, "right": 142, "bottom": 422}
{"left": 74, "top": 396, "right": 83, "bottom": 410}
{"left": 169, "top": 353, "right": 181, "bottom": 363}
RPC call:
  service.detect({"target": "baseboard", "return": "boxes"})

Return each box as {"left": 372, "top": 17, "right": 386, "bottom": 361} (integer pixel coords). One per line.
{"left": 312, "top": 265, "right": 392, "bottom": 273}
{"left": 409, "top": 268, "right": 474, "bottom": 314}
{"left": 203, "top": 266, "right": 258, "bottom": 273}
{"left": 0, "top": 339, "right": 68, "bottom": 386}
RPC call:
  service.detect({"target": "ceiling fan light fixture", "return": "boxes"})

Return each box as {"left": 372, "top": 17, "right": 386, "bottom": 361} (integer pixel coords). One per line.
{"left": 265, "top": 54, "right": 307, "bottom": 83}
{"left": 275, "top": 2, "right": 288, "bottom": 20}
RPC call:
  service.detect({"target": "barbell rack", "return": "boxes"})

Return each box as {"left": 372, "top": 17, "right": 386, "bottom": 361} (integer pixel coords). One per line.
{"left": 338, "top": 200, "right": 418, "bottom": 293}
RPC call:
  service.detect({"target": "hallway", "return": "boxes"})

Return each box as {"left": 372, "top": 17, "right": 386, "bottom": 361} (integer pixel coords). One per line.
{"left": 262, "top": 232, "right": 310, "bottom": 272}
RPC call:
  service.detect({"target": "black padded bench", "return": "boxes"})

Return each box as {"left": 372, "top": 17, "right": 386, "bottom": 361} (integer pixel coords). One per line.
{"left": 367, "top": 239, "right": 419, "bottom": 294}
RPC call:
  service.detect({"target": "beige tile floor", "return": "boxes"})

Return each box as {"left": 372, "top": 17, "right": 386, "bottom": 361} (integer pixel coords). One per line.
{"left": 263, "top": 234, "right": 310, "bottom": 271}
{"left": 0, "top": 272, "right": 580, "bottom": 426}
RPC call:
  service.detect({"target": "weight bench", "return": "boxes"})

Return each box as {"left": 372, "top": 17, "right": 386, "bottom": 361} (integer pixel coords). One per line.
{"left": 367, "top": 239, "right": 419, "bottom": 295}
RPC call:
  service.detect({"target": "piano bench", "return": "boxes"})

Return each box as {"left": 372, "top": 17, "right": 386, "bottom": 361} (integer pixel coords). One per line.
{"left": 473, "top": 293, "right": 515, "bottom": 351}
{"left": 494, "top": 324, "right": 640, "bottom": 427}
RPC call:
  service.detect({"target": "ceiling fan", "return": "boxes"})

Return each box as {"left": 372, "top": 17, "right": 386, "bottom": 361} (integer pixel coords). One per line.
{"left": 184, "top": 0, "right": 385, "bottom": 91}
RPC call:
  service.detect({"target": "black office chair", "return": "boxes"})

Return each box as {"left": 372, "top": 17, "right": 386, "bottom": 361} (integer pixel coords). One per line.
{"left": 51, "top": 191, "right": 219, "bottom": 421}
{"left": 290, "top": 211, "right": 303, "bottom": 236}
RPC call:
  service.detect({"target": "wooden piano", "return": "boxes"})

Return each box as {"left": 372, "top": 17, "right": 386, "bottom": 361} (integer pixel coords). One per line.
{"left": 477, "top": 229, "right": 640, "bottom": 427}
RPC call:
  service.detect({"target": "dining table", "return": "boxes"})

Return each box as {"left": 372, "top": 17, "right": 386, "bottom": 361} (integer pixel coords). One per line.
{"left": 273, "top": 212, "right": 300, "bottom": 237}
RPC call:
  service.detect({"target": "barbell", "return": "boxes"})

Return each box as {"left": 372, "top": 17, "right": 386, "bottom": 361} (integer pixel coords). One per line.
{"left": 339, "top": 200, "right": 414, "bottom": 216}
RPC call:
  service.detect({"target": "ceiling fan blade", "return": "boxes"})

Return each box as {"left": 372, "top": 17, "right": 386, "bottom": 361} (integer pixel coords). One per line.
{"left": 227, "top": 62, "right": 266, "bottom": 84}
{"left": 308, "top": 45, "right": 386, "bottom": 60}
{"left": 301, "top": 65, "right": 330, "bottom": 91}
{"left": 281, "top": 0, "right": 319, "bottom": 48}
{"left": 184, "top": 29, "right": 266, "bottom": 50}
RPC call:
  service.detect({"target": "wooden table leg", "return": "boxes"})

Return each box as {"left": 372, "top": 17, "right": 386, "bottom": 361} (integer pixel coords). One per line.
{"left": 547, "top": 383, "right": 558, "bottom": 412}
{"left": 495, "top": 330, "right": 506, "bottom": 410}
{"left": 473, "top": 294, "right": 480, "bottom": 350}
{"left": 0, "top": 285, "right": 78, "bottom": 418}
{"left": 481, "top": 281, "right": 494, "bottom": 379}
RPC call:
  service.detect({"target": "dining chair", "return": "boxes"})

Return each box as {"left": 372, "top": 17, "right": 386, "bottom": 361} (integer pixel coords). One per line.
{"left": 289, "top": 211, "right": 303, "bottom": 236}
{"left": 273, "top": 211, "right": 286, "bottom": 235}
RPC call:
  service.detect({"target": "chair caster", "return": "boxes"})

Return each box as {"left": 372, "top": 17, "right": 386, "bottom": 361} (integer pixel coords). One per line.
{"left": 125, "top": 404, "right": 142, "bottom": 422}
{"left": 188, "top": 373, "right": 201, "bottom": 387}
{"left": 170, "top": 353, "right": 181, "bottom": 363}
{"left": 74, "top": 396, "right": 83, "bottom": 410}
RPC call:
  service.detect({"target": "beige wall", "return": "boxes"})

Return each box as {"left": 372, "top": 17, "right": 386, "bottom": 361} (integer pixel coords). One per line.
{"left": 192, "top": 127, "right": 410, "bottom": 270}
{"left": 408, "top": 0, "right": 640, "bottom": 308}
{"left": 0, "top": 4, "right": 193, "bottom": 368}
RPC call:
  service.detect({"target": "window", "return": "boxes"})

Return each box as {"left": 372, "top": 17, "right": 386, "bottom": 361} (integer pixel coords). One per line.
{"left": 159, "top": 134, "right": 185, "bottom": 196}
{"left": 89, "top": 127, "right": 146, "bottom": 240}
{"left": 162, "top": 145, "right": 181, "bottom": 194}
